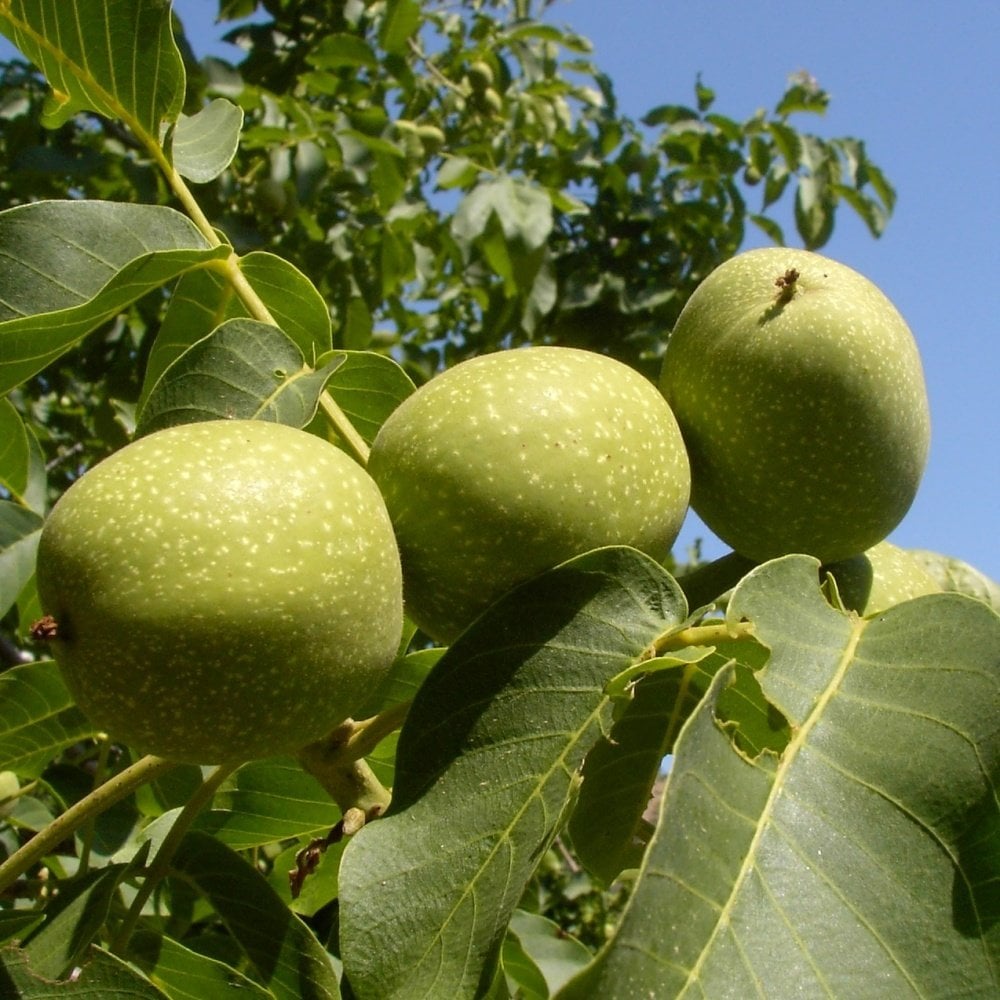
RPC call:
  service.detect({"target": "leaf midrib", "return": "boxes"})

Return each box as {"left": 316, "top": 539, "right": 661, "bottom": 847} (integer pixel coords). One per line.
{"left": 676, "top": 614, "right": 924, "bottom": 997}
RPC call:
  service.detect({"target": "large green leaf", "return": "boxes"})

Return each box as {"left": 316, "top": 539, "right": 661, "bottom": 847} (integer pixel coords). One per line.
{"left": 0, "top": 0, "right": 184, "bottom": 135}
{"left": 170, "top": 831, "right": 340, "bottom": 1000}
{"left": 378, "top": 0, "right": 422, "bottom": 55}
{"left": 338, "top": 546, "right": 688, "bottom": 999}
{"left": 558, "top": 555, "right": 1000, "bottom": 999}
{"left": 0, "top": 500, "right": 42, "bottom": 620}
{"left": 0, "top": 660, "right": 96, "bottom": 778}
{"left": 127, "top": 931, "right": 271, "bottom": 1000}
{"left": 0, "top": 400, "right": 31, "bottom": 505}
{"left": 239, "top": 251, "right": 333, "bottom": 362}
{"left": 20, "top": 859, "right": 148, "bottom": 979}
{"left": 188, "top": 757, "right": 341, "bottom": 850}
{"left": 134, "top": 319, "right": 344, "bottom": 436}
{"left": 0, "top": 201, "right": 226, "bottom": 394}
{"left": 0, "top": 943, "right": 170, "bottom": 998}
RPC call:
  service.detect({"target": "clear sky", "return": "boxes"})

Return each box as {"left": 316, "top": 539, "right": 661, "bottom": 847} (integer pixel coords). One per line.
{"left": 4, "top": 1, "right": 997, "bottom": 579}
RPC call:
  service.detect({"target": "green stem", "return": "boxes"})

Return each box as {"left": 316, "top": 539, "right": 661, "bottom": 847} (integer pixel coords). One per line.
{"left": 345, "top": 701, "right": 412, "bottom": 761}
{"left": 159, "top": 159, "right": 222, "bottom": 249}
{"left": 318, "top": 392, "right": 371, "bottom": 466}
{"left": 158, "top": 145, "right": 373, "bottom": 470}
{"left": 0, "top": 755, "right": 176, "bottom": 895}
{"left": 298, "top": 722, "right": 393, "bottom": 818}
{"left": 654, "top": 619, "right": 755, "bottom": 656}
{"left": 110, "top": 760, "right": 239, "bottom": 956}
{"left": 217, "top": 254, "right": 278, "bottom": 325}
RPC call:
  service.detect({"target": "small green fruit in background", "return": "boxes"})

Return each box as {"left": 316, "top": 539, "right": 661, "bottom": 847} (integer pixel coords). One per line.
{"left": 659, "top": 247, "right": 930, "bottom": 563}
{"left": 825, "top": 541, "right": 941, "bottom": 617}
{"left": 0, "top": 771, "right": 19, "bottom": 818}
{"left": 907, "top": 548, "right": 1000, "bottom": 612}
{"left": 35, "top": 420, "right": 403, "bottom": 765}
{"left": 368, "top": 346, "right": 691, "bottom": 642}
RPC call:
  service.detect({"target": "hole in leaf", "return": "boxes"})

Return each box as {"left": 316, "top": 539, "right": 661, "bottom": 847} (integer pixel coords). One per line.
{"left": 714, "top": 662, "right": 792, "bottom": 760}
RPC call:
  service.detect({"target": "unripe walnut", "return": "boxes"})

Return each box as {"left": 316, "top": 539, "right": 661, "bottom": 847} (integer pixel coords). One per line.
{"left": 369, "top": 347, "right": 691, "bottom": 642}
{"left": 35, "top": 420, "right": 404, "bottom": 764}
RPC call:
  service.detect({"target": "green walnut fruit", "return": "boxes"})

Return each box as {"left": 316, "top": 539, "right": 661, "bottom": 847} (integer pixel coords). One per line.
{"left": 825, "top": 541, "right": 940, "bottom": 617}
{"left": 908, "top": 548, "right": 1000, "bottom": 612}
{"left": 35, "top": 420, "right": 403, "bottom": 764}
{"left": 467, "top": 60, "right": 495, "bottom": 92}
{"left": 660, "top": 248, "right": 930, "bottom": 563}
{"left": 368, "top": 346, "right": 691, "bottom": 642}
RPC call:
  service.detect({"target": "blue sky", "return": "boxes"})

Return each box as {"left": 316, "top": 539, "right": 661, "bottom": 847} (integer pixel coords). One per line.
{"left": 4, "top": 2, "right": 997, "bottom": 579}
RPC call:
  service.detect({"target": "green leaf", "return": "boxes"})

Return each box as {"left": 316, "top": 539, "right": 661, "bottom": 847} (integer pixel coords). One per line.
{"left": 135, "top": 319, "right": 344, "bottom": 436}
{"left": 170, "top": 831, "right": 341, "bottom": 1000}
{"left": 795, "top": 174, "right": 835, "bottom": 249}
{"left": 435, "top": 156, "right": 479, "bottom": 190}
{"left": 694, "top": 77, "right": 715, "bottom": 112}
{"left": 127, "top": 931, "right": 272, "bottom": 1000}
{"left": 139, "top": 251, "right": 332, "bottom": 409}
{"left": 340, "top": 296, "right": 372, "bottom": 351}
{"left": 21, "top": 861, "right": 145, "bottom": 979}
{"left": 569, "top": 647, "right": 721, "bottom": 884}
{"left": 0, "top": 499, "right": 42, "bottom": 620}
{"left": 378, "top": 226, "right": 416, "bottom": 299}
{"left": 864, "top": 160, "right": 897, "bottom": 214}
{"left": 189, "top": 757, "right": 341, "bottom": 850}
{"left": 768, "top": 121, "right": 802, "bottom": 170}
{"left": 171, "top": 98, "right": 244, "bottom": 183}
{"left": 0, "top": 912, "right": 44, "bottom": 948}
{"left": 776, "top": 81, "right": 830, "bottom": 117}
{"left": 0, "top": 201, "right": 226, "bottom": 394}
{"left": 309, "top": 34, "right": 377, "bottom": 70}
{"left": 0, "top": 399, "right": 49, "bottom": 516}
{"left": 0, "top": 660, "right": 96, "bottom": 778}
{"left": 0, "top": 0, "right": 184, "bottom": 136}
{"left": 452, "top": 177, "right": 553, "bottom": 254}
{"left": 319, "top": 349, "right": 416, "bottom": 446}
{"left": 339, "top": 547, "right": 688, "bottom": 999}
{"left": 0, "top": 943, "right": 171, "bottom": 998}
{"left": 508, "top": 911, "right": 593, "bottom": 997}
{"left": 238, "top": 251, "right": 334, "bottom": 362}
{"left": 748, "top": 212, "right": 785, "bottom": 245}
{"left": 379, "top": 0, "right": 422, "bottom": 55}
{"left": 138, "top": 268, "right": 233, "bottom": 410}
{"left": 502, "top": 930, "right": 549, "bottom": 1000}
{"left": 0, "top": 400, "right": 30, "bottom": 503}
{"left": 558, "top": 555, "right": 1000, "bottom": 999}
{"left": 832, "top": 183, "right": 890, "bottom": 239}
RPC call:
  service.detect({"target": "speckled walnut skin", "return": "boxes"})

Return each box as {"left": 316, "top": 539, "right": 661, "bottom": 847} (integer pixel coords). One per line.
{"left": 35, "top": 420, "right": 403, "bottom": 765}
{"left": 826, "top": 541, "right": 940, "bottom": 617}
{"left": 369, "top": 347, "right": 691, "bottom": 642}
{"left": 660, "top": 248, "right": 930, "bottom": 564}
